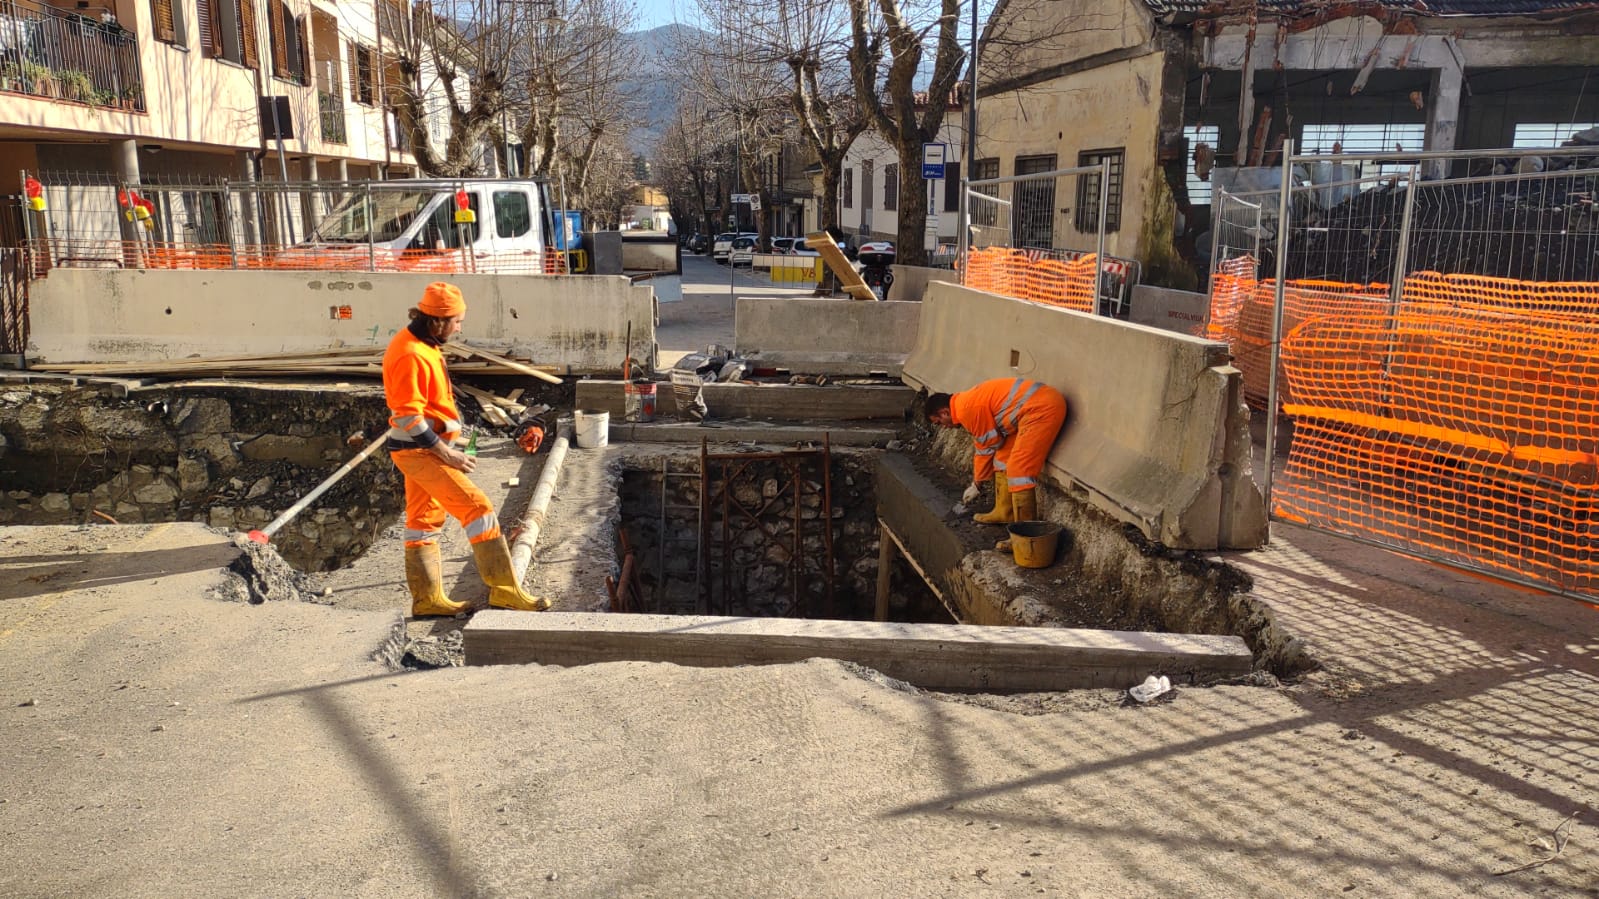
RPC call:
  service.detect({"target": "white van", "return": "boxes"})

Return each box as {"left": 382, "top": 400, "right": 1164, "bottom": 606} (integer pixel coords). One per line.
{"left": 283, "top": 179, "right": 558, "bottom": 273}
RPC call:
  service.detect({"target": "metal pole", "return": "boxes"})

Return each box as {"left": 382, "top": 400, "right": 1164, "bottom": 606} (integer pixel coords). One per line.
{"left": 1388, "top": 165, "right": 1420, "bottom": 310}
{"left": 961, "top": 0, "right": 977, "bottom": 270}
{"left": 1094, "top": 161, "right": 1109, "bottom": 312}
{"left": 365, "top": 181, "right": 376, "bottom": 271}
{"left": 1263, "top": 137, "right": 1293, "bottom": 528}
{"left": 1209, "top": 187, "right": 1226, "bottom": 282}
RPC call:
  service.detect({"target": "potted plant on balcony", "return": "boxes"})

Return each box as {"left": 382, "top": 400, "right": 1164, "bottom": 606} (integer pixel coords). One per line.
{"left": 1, "top": 64, "right": 21, "bottom": 94}
{"left": 57, "top": 70, "right": 94, "bottom": 103}
{"left": 119, "top": 85, "right": 143, "bottom": 111}
{"left": 21, "top": 62, "right": 54, "bottom": 98}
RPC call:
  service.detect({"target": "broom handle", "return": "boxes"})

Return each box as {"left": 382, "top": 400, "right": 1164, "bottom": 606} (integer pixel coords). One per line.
{"left": 257, "top": 426, "right": 398, "bottom": 540}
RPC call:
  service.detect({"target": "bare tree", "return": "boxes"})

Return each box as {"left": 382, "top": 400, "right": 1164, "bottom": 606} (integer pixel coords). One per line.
{"left": 760, "top": 0, "right": 868, "bottom": 232}
{"left": 383, "top": 0, "right": 640, "bottom": 183}
{"left": 677, "top": 1, "right": 793, "bottom": 245}
{"left": 654, "top": 97, "right": 724, "bottom": 236}
{"left": 846, "top": 0, "right": 966, "bottom": 266}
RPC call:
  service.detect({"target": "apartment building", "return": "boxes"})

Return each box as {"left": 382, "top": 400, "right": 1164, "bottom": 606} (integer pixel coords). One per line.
{"left": 0, "top": 0, "right": 468, "bottom": 199}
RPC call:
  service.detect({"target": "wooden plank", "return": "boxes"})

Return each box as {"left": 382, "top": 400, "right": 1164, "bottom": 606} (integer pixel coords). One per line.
{"left": 445, "top": 343, "right": 563, "bottom": 384}
{"left": 804, "top": 232, "right": 877, "bottom": 301}
{"left": 462, "top": 611, "right": 1254, "bottom": 692}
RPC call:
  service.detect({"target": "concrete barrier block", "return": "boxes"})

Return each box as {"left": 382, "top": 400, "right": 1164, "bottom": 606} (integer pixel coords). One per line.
{"left": 735, "top": 297, "right": 919, "bottom": 375}
{"left": 1130, "top": 285, "right": 1211, "bottom": 335}
{"left": 576, "top": 379, "right": 912, "bottom": 422}
{"left": 887, "top": 264, "right": 960, "bottom": 302}
{"left": 27, "top": 269, "right": 655, "bottom": 374}
{"left": 903, "top": 282, "right": 1266, "bottom": 550}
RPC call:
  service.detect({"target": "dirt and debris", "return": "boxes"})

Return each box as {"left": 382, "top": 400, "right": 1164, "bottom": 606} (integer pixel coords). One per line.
{"left": 215, "top": 538, "right": 326, "bottom": 605}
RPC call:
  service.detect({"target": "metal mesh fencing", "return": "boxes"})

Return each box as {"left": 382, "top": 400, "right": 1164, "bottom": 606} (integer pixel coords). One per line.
{"left": 1207, "top": 145, "right": 1599, "bottom": 602}
{"left": 960, "top": 164, "right": 1136, "bottom": 315}
{"left": 18, "top": 170, "right": 568, "bottom": 277}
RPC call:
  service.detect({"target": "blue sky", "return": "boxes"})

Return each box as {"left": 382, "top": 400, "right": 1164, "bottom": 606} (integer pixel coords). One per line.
{"left": 635, "top": 0, "right": 686, "bottom": 30}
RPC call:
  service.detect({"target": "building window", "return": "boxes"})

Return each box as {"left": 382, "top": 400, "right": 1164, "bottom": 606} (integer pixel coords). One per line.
{"left": 1512, "top": 122, "right": 1599, "bottom": 147}
{"left": 943, "top": 161, "right": 961, "bottom": 212}
{"left": 843, "top": 168, "right": 852, "bottom": 209}
{"left": 269, "top": 1, "right": 307, "bottom": 83}
{"left": 351, "top": 43, "right": 376, "bottom": 105}
{"left": 201, "top": 0, "right": 256, "bottom": 64}
{"left": 151, "top": 0, "right": 185, "bottom": 44}
{"left": 884, "top": 164, "right": 898, "bottom": 211}
{"left": 1075, "top": 148, "right": 1124, "bottom": 234}
{"left": 1299, "top": 123, "right": 1425, "bottom": 178}
{"left": 1014, "top": 154, "right": 1057, "bottom": 250}
{"left": 1183, "top": 125, "right": 1219, "bottom": 206}
{"left": 974, "top": 157, "right": 999, "bottom": 182}
{"left": 862, "top": 159, "right": 874, "bottom": 212}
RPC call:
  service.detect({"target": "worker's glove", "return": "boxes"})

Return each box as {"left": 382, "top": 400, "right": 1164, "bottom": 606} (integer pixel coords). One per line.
{"left": 962, "top": 482, "right": 982, "bottom": 505}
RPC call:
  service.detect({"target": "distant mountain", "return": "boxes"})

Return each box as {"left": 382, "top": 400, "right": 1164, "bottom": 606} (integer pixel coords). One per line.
{"left": 622, "top": 23, "right": 707, "bottom": 158}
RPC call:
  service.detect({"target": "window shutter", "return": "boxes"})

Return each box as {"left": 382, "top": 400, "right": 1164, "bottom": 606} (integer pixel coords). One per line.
{"left": 196, "top": 0, "right": 219, "bottom": 56}
{"left": 152, "top": 0, "right": 176, "bottom": 42}
{"left": 269, "top": 0, "right": 288, "bottom": 78}
{"left": 347, "top": 40, "right": 358, "bottom": 101}
{"left": 239, "top": 0, "right": 259, "bottom": 68}
{"left": 295, "top": 16, "right": 309, "bottom": 85}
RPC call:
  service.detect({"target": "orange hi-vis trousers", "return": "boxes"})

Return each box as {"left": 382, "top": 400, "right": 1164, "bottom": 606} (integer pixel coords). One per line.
{"left": 390, "top": 449, "right": 503, "bottom": 547}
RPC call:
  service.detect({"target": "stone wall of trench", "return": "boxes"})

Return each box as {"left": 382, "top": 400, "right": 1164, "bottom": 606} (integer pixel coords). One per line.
{"left": 0, "top": 384, "right": 401, "bottom": 572}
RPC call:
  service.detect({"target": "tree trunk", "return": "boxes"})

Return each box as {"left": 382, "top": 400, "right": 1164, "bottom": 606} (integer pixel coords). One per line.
{"left": 894, "top": 142, "right": 928, "bottom": 266}
{"left": 819, "top": 165, "right": 841, "bottom": 231}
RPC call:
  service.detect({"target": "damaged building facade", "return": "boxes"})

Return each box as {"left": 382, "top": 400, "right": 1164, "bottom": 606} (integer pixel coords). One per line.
{"left": 976, "top": 0, "right": 1599, "bottom": 286}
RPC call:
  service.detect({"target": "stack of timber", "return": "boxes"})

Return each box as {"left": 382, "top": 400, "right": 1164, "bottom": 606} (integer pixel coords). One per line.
{"left": 29, "top": 344, "right": 563, "bottom": 382}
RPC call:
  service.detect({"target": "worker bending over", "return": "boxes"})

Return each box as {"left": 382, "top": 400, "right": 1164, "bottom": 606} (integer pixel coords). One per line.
{"left": 382, "top": 282, "right": 549, "bottom": 617}
{"left": 926, "top": 378, "right": 1068, "bottom": 524}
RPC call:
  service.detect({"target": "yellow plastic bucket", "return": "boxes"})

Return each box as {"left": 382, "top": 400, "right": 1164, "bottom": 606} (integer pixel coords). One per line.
{"left": 1006, "top": 521, "right": 1062, "bottom": 569}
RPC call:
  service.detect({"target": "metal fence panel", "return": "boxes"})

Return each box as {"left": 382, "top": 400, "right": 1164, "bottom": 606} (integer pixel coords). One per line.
{"left": 1205, "top": 145, "right": 1599, "bottom": 602}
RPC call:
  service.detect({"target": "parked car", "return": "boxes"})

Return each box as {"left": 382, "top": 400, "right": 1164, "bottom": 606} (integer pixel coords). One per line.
{"left": 686, "top": 233, "right": 711, "bottom": 254}
{"left": 729, "top": 235, "right": 758, "bottom": 266}
{"left": 771, "top": 236, "right": 800, "bottom": 255}
{"left": 713, "top": 231, "right": 757, "bottom": 264}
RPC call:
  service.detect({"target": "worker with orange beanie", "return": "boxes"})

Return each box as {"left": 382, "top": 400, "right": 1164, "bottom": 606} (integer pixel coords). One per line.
{"left": 925, "top": 378, "right": 1067, "bottom": 524}
{"left": 382, "top": 281, "right": 549, "bottom": 616}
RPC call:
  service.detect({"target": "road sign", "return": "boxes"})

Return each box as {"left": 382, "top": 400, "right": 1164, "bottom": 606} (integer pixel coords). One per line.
{"left": 731, "top": 193, "right": 752, "bottom": 204}
{"left": 748, "top": 193, "right": 761, "bottom": 212}
{"left": 921, "top": 143, "right": 947, "bottom": 180}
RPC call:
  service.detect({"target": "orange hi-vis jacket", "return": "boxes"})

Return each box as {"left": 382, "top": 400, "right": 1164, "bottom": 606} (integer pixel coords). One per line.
{"left": 949, "top": 377, "right": 1068, "bottom": 491}
{"left": 382, "top": 327, "right": 464, "bottom": 449}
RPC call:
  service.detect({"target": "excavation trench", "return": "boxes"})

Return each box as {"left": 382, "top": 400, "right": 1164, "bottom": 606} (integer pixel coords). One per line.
{"left": 1, "top": 381, "right": 1307, "bottom": 683}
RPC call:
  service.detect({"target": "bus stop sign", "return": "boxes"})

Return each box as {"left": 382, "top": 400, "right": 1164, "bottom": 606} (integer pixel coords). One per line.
{"left": 922, "top": 143, "right": 947, "bottom": 180}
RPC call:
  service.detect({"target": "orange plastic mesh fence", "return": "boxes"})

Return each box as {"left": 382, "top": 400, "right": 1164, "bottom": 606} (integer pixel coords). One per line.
{"left": 1206, "top": 270, "right": 1391, "bottom": 406}
{"left": 1246, "top": 271, "right": 1599, "bottom": 597}
{"left": 961, "top": 247, "right": 1097, "bottom": 313}
{"left": 24, "top": 239, "right": 571, "bottom": 277}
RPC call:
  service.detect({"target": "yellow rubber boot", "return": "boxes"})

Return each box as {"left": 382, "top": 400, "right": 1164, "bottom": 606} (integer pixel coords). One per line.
{"left": 406, "top": 543, "right": 468, "bottom": 617}
{"left": 1011, "top": 486, "right": 1039, "bottom": 522}
{"left": 973, "top": 471, "right": 1013, "bottom": 525}
{"left": 472, "top": 535, "right": 550, "bottom": 611}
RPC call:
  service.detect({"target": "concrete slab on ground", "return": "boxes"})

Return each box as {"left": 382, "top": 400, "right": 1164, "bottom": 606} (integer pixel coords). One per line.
{"left": 462, "top": 610, "right": 1252, "bottom": 691}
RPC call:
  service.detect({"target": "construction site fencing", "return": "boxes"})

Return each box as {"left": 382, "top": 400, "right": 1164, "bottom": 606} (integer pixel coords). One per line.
{"left": 1204, "top": 143, "right": 1599, "bottom": 601}
{"left": 15, "top": 171, "right": 569, "bottom": 278}
{"left": 960, "top": 164, "right": 1136, "bottom": 316}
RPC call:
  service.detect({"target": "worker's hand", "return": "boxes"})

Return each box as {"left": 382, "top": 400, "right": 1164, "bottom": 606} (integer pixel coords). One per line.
{"left": 962, "top": 482, "right": 982, "bottom": 505}
{"left": 433, "top": 443, "right": 476, "bottom": 474}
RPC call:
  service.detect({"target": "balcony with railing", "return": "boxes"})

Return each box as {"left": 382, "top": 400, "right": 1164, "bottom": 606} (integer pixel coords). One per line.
{"left": 0, "top": 0, "right": 144, "bottom": 112}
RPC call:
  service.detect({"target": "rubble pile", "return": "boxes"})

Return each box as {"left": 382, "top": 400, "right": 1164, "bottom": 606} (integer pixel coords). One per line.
{"left": 1285, "top": 158, "right": 1599, "bottom": 285}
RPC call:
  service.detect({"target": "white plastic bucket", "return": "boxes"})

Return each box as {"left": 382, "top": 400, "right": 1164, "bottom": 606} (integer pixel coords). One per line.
{"left": 573, "top": 409, "right": 609, "bottom": 449}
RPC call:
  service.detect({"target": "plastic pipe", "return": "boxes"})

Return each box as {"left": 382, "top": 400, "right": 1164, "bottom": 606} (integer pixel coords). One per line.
{"left": 510, "top": 420, "right": 571, "bottom": 581}
{"left": 246, "top": 426, "right": 397, "bottom": 544}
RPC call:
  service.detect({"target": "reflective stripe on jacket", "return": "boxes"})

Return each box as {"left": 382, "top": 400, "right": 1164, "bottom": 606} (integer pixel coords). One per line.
{"left": 382, "top": 328, "right": 463, "bottom": 449}
{"left": 950, "top": 377, "right": 1048, "bottom": 483}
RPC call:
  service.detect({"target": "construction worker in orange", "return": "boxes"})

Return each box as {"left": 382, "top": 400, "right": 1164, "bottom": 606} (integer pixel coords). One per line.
{"left": 925, "top": 378, "right": 1068, "bottom": 524}
{"left": 381, "top": 281, "right": 549, "bottom": 617}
